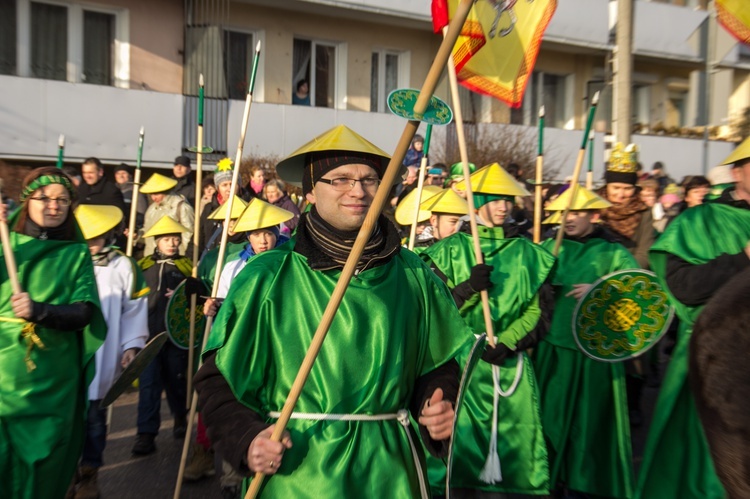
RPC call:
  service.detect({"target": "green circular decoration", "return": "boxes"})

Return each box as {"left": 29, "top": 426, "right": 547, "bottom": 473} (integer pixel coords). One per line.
{"left": 165, "top": 279, "right": 207, "bottom": 350}
{"left": 572, "top": 269, "right": 674, "bottom": 363}
{"left": 387, "top": 88, "right": 453, "bottom": 125}
{"left": 187, "top": 146, "right": 214, "bottom": 153}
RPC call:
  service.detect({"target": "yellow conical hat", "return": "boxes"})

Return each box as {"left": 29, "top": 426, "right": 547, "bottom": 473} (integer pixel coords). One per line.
{"left": 720, "top": 135, "right": 750, "bottom": 165}
{"left": 275, "top": 125, "right": 391, "bottom": 186}
{"left": 394, "top": 186, "right": 441, "bottom": 225}
{"left": 420, "top": 188, "right": 470, "bottom": 215}
{"left": 545, "top": 185, "right": 612, "bottom": 211}
{"left": 74, "top": 204, "right": 123, "bottom": 240}
{"left": 233, "top": 198, "right": 294, "bottom": 233}
{"left": 543, "top": 211, "right": 562, "bottom": 224}
{"left": 140, "top": 173, "right": 177, "bottom": 194}
{"left": 143, "top": 215, "right": 190, "bottom": 239}
{"left": 208, "top": 196, "right": 248, "bottom": 220}
{"left": 455, "top": 163, "right": 530, "bottom": 197}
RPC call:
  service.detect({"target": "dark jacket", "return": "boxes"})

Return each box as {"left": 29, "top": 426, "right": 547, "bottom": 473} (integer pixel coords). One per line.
{"left": 139, "top": 253, "right": 192, "bottom": 338}
{"left": 171, "top": 176, "right": 196, "bottom": 207}
{"left": 272, "top": 194, "right": 301, "bottom": 231}
{"left": 198, "top": 190, "right": 251, "bottom": 254}
{"left": 78, "top": 177, "right": 126, "bottom": 213}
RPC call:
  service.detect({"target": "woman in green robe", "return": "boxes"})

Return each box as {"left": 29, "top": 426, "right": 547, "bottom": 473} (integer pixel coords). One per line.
{"left": 0, "top": 167, "right": 106, "bottom": 499}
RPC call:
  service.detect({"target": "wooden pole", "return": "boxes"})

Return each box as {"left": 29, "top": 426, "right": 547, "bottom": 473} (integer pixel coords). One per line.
{"left": 407, "top": 124, "right": 432, "bottom": 251}
{"left": 553, "top": 92, "right": 600, "bottom": 256}
{"left": 533, "top": 106, "right": 545, "bottom": 244}
{"left": 245, "top": 2, "right": 476, "bottom": 497}
{"left": 441, "top": 24, "right": 496, "bottom": 347}
{"left": 187, "top": 74, "right": 207, "bottom": 409}
{"left": 125, "top": 127, "right": 145, "bottom": 258}
{"left": 175, "top": 42, "right": 262, "bottom": 499}
{"left": 0, "top": 192, "right": 21, "bottom": 295}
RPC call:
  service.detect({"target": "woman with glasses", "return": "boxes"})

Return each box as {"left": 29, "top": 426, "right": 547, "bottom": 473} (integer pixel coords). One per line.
{"left": 0, "top": 166, "right": 106, "bottom": 498}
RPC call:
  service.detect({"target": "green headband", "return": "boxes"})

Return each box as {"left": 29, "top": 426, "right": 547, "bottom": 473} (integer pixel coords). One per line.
{"left": 20, "top": 175, "right": 74, "bottom": 203}
{"left": 473, "top": 193, "right": 514, "bottom": 208}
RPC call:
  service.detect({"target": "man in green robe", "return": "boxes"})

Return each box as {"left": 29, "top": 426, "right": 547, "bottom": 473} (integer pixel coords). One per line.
{"left": 421, "top": 163, "right": 555, "bottom": 496}
{"left": 533, "top": 186, "right": 639, "bottom": 498}
{"left": 636, "top": 139, "right": 750, "bottom": 499}
{"left": 195, "top": 125, "right": 472, "bottom": 498}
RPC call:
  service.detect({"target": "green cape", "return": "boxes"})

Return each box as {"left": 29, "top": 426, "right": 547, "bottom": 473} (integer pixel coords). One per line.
{"left": 637, "top": 203, "right": 750, "bottom": 499}
{"left": 535, "top": 236, "right": 638, "bottom": 498}
{"left": 204, "top": 241, "right": 472, "bottom": 497}
{"left": 0, "top": 231, "right": 106, "bottom": 499}
{"left": 421, "top": 228, "right": 555, "bottom": 494}
{"left": 198, "top": 242, "right": 245, "bottom": 291}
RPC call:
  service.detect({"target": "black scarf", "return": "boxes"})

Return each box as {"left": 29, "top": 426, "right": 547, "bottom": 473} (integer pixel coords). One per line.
{"left": 296, "top": 206, "right": 400, "bottom": 271}
{"left": 23, "top": 218, "right": 71, "bottom": 241}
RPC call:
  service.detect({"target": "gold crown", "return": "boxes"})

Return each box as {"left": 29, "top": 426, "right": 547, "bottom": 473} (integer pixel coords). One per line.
{"left": 608, "top": 143, "right": 639, "bottom": 173}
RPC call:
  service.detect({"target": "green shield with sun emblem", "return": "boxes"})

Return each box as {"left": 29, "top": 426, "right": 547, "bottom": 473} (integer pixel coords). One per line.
{"left": 572, "top": 269, "right": 674, "bottom": 362}
{"left": 165, "top": 279, "right": 206, "bottom": 350}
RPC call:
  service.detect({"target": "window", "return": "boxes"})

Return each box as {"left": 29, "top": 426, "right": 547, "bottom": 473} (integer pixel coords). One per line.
{"left": 668, "top": 90, "right": 687, "bottom": 127}
{"left": 371, "top": 50, "right": 400, "bottom": 112}
{"left": 511, "top": 71, "right": 571, "bottom": 128}
{"left": 293, "top": 38, "right": 337, "bottom": 108}
{"left": 0, "top": 0, "right": 17, "bottom": 75}
{"left": 632, "top": 83, "right": 651, "bottom": 128}
{"left": 10, "top": 1, "right": 127, "bottom": 87}
{"left": 225, "top": 30, "right": 255, "bottom": 100}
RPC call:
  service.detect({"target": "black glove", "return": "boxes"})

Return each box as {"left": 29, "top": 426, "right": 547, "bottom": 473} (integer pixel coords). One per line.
{"left": 481, "top": 342, "right": 514, "bottom": 366}
{"left": 468, "top": 263, "right": 494, "bottom": 292}
{"left": 184, "top": 277, "right": 206, "bottom": 299}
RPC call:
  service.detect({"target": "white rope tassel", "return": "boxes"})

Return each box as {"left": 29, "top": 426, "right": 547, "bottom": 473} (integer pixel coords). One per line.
{"left": 479, "top": 364, "right": 503, "bottom": 484}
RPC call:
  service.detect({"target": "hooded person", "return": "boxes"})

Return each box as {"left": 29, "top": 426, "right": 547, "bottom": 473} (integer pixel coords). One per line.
{"left": 420, "top": 163, "right": 556, "bottom": 496}
{"left": 0, "top": 167, "right": 106, "bottom": 499}
{"left": 636, "top": 136, "right": 750, "bottom": 499}
{"left": 533, "top": 187, "right": 640, "bottom": 499}
{"left": 194, "top": 124, "right": 473, "bottom": 498}
{"left": 132, "top": 216, "right": 193, "bottom": 456}
{"left": 141, "top": 172, "right": 195, "bottom": 257}
{"left": 72, "top": 204, "right": 149, "bottom": 498}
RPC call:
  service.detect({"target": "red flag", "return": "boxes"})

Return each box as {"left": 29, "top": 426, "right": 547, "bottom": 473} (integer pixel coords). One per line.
{"left": 431, "top": 0, "right": 557, "bottom": 108}
{"left": 716, "top": 0, "right": 750, "bottom": 45}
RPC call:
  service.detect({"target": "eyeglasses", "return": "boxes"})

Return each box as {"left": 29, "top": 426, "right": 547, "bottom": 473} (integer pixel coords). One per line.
{"left": 29, "top": 196, "right": 72, "bottom": 207}
{"left": 317, "top": 177, "right": 381, "bottom": 192}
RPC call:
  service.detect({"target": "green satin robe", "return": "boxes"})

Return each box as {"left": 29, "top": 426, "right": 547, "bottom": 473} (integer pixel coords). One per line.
{"left": 637, "top": 203, "right": 750, "bottom": 499}
{"left": 534, "top": 237, "right": 638, "bottom": 498}
{"left": 204, "top": 241, "right": 472, "bottom": 498}
{"left": 421, "top": 228, "right": 555, "bottom": 495}
{"left": 198, "top": 242, "right": 245, "bottom": 291}
{"left": 0, "top": 232, "right": 106, "bottom": 499}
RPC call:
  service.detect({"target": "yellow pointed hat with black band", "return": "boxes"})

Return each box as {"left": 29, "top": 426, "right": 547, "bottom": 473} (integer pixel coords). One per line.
{"left": 419, "top": 188, "right": 470, "bottom": 215}
{"left": 74, "top": 204, "right": 123, "bottom": 240}
{"left": 545, "top": 185, "right": 612, "bottom": 211}
{"left": 394, "top": 185, "right": 442, "bottom": 225}
{"left": 140, "top": 173, "right": 178, "bottom": 194}
{"left": 143, "top": 215, "right": 190, "bottom": 239}
{"left": 233, "top": 198, "right": 294, "bottom": 233}
{"left": 720, "top": 135, "right": 750, "bottom": 165}
{"left": 208, "top": 196, "right": 249, "bottom": 220}
{"left": 455, "top": 163, "right": 530, "bottom": 197}
{"left": 275, "top": 125, "right": 391, "bottom": 186}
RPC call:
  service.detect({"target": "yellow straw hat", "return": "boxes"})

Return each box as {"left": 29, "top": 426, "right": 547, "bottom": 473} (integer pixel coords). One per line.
{"left": 74, "top": 204, "right": 123, "bottom": 240}
{"left": 275, "top": 125, "right": 391, "bottom": 187}
{"left": 143, "top": 216, "right": 190, "bottom": 239}
{"left": 140, "top": 173, "right": 178, "bottom": 194}
{"left": 455, "top": 163, "right": 530, "bottom": 197}
{"left": 419, "top": 188, "right": 470, "bottom": 215}
{"left": 545, "top": 185, "right": 612, "bottom": 211}
{"left": 394, "top": 186, "right": 442, "bottom": 225}
{"left": 542, "top": 211, "right": 562, "bottom": 225}
{"left": 233, "top": 198, "right": 294, "bottom": 233}
{"left": 208, "top": 196, "right": 249, "bottom": 220}
{"left": 720, "top": 135, "right": 750, "bottom": 165}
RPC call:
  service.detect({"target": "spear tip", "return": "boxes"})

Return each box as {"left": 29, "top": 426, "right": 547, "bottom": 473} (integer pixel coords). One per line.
{"left": 58, "top": 134, "right": 65, "bottom": 147}
{"left": 139, "top": 125, "right": 145, "bottom": 136}
{"left": 589, "top": 130, "right": 595, "bottom": 140}
{"left": 592, "top": 91, "right": 600, "bottom": 105}
{"left": 199, "top": 73, "right": 204, "bottom": 87}
{"left": 539, "top": 106, "right": 545, "bottom": 118}
{"left": 255, "top": 40, "right": 261, "bottom": 52}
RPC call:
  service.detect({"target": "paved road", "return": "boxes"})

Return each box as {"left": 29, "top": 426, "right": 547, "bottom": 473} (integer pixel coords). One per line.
{"left": 99, "top": 389, "right": 223, "bottom": 499}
